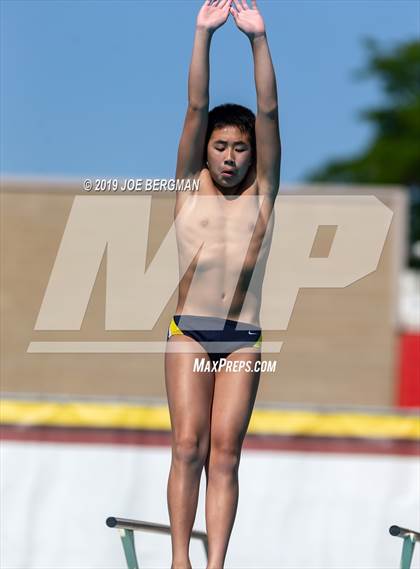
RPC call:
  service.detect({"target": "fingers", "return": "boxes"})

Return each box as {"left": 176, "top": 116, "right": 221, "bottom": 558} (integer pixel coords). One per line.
{"left": 232, "top": 0, "right": 241, "bottom": 12}
{"left": 206, "top": 0, "right": 231, "bottom": 7}
{"left": 239, "top": 0, "right": 249, "bottom": 9}
{"left": 251, "top": 0, "right": 258, "bottom": 8}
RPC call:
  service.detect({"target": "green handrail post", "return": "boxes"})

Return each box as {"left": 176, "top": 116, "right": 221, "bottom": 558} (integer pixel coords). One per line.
{"left": 119, "top": 528, "right": 139, "bottom": 569}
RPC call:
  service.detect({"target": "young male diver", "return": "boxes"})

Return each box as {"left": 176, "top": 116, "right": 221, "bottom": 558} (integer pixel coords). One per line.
{"left": 165, "top": 1, "right": 281, "bottom": 567}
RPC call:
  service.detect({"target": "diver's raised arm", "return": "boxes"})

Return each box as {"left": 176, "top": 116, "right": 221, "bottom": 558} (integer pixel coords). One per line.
{"left": 176, "top": 0, "right": 232, "bottom": 179}
{"left": 230, "top": 0, "right": 281, "bottom": 196}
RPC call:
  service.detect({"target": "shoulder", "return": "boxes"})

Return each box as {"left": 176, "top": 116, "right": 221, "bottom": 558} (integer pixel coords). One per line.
{"left": 174, "top": 169, "right": 216, "bottom": 215}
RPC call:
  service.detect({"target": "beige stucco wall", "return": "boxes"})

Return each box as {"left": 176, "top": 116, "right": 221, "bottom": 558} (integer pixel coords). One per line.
{"left": 0, "top": 178, "right": 407, "bottom": 406}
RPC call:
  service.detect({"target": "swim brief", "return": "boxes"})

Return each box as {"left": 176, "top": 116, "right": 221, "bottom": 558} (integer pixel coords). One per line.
{"left": 166, "top": 314, "right": 262, "bottom": 364}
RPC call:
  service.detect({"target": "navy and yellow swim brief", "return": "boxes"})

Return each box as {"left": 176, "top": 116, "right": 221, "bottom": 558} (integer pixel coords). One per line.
{"left": 167, "top": 314, "right": 262, "bottom": 363}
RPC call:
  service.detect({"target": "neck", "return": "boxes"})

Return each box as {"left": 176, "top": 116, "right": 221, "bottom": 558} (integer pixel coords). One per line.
{"left": 214, "top": 182, "right": 242, "bottom": 196}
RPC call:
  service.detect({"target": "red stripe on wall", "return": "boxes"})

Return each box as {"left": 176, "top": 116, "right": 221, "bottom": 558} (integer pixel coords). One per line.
{"left": 1, "top": 425, "right": 419, "bottom": 457}
{"left": 398, "top": 333, "right": 420, "bottom": 407}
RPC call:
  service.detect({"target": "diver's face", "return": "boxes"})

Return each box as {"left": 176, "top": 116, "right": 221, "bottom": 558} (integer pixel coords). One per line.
{"left": 206, "top": 126, "right": 252, "bottom": 189}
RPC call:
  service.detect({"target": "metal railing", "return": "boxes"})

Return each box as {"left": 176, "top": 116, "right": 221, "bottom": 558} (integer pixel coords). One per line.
{"left": 107, "top": 517, "right": 418, "bottom": 568}
{"left": 106, "top": 516, "right": 208, "bottom": 569}
{"left": 389, "top": 525, "right": 420, "bottom": 569}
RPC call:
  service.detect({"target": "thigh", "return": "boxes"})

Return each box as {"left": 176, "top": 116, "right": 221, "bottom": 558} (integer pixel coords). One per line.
{"left": 210, "top": 349, "right": 261, "bottom": 448}
{"left": 165, "top": 335, "right": 215, "bottom": 447}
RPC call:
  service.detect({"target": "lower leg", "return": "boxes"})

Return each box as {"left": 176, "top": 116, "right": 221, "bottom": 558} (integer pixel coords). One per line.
{"left": 167, "top": 451, "right": 204, "bottom": 568}
{"left": 205, "top": 459, "right": 240, "bottom": 569}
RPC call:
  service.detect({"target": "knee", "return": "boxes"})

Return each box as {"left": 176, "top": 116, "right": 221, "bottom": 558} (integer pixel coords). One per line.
{"left": 210, "top": 439, "right": 241, "bottom": 476}
{"left": 172, "top": 435, "right": 207, "bottom": 467}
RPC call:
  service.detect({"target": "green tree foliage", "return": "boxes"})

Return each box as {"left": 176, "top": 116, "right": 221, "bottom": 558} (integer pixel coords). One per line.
{"left": 306, "top": 39, "right": 420, "bottom": 268}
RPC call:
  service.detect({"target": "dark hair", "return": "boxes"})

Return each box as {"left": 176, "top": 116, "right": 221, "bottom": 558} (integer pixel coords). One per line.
{"left": 204, "top": 103, "right": 256, "bottom": 164}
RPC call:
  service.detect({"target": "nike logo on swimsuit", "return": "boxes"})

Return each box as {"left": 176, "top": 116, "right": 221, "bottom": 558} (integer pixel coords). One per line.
{"left": 248, "top": 331, "right": 257, "bottom": 335}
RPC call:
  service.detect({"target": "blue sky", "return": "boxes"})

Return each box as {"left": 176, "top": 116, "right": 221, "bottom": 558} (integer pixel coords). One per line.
{"left": 1, "top": 0, "right": 419, "bottom": 183}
